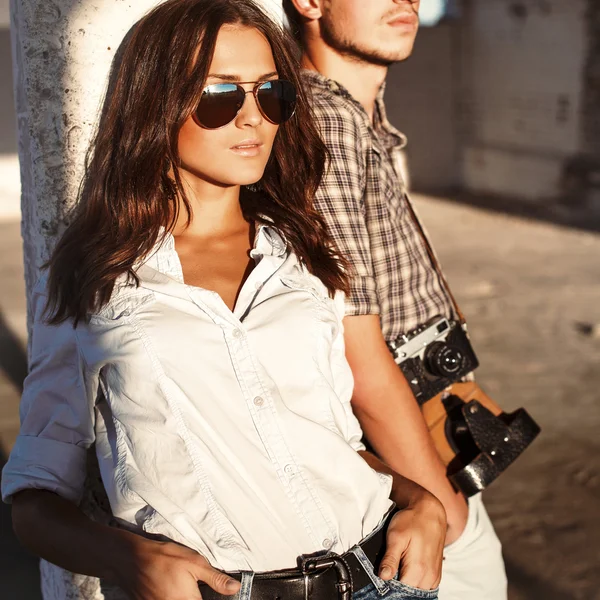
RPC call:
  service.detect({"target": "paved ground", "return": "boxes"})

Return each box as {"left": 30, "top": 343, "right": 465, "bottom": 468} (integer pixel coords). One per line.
{"left": 1, "top": 193, "right": 599, "bottom": 600}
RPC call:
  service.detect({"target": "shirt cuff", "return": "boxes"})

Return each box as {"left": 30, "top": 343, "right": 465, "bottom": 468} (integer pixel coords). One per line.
{"left": 1, "top": 435, "right": 88, "bottom": 505}
{"left": 344, "top": 276, "right": 380, "bottom": 317}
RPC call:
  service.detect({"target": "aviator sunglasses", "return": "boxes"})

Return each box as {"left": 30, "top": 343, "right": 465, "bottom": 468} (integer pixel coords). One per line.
{"left": 193, "top": 79, "right": 297, "bottom": 129}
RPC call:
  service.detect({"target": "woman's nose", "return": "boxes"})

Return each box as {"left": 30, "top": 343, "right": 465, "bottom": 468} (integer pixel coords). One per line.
{"left": 235, "top": 91, "right": 263, "bottom": 128}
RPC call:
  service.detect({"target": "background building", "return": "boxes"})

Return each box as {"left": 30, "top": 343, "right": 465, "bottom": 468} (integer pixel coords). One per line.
{"left": 388, "top": 0, "right": 600, "bottom": 216}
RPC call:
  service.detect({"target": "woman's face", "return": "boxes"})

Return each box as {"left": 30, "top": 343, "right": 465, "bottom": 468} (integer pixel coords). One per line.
{"left": 177, "top": 25, "right": 280, "bottom": 188}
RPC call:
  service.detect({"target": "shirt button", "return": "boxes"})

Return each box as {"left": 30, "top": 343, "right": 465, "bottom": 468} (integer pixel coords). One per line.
{"left": 322, "top": 538, "right": 333, "bottom": 549}
{"left": 232, "top": 329, "right": 242, "bottom": 338}
{"left": 284, "top": 464, "right": 295, "bottom": 475}
{"left": 254, "top": 281, "right": 263, "bottom": 291}
{"left": 253, "top": 396, "right": 264, "bottom": 407}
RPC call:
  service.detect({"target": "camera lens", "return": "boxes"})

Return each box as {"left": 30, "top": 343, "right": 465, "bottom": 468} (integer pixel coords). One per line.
{"left": 424, "top": 342, "right": 465, "bottom": 378}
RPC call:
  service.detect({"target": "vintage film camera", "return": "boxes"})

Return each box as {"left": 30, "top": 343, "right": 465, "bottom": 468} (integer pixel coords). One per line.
{"left": 388, "top": 316, "right": 540, "bottom": 496}
{"left": 388, "top": 316, "right": 479, "bottom": 405}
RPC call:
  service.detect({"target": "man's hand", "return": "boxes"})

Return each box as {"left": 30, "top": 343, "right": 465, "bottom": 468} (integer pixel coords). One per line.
{"left": 358, "top": 451, "right": 446, "bottom": 589}
{"left": 379, "top": 491, "right": 446, "bottom": 590}
{"left": 115, "top": 537, "right": 241, "bottom": 600}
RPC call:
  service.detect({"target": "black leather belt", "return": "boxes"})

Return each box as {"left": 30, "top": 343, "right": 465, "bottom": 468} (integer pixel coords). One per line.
{"left": 199, "top": 508, "right": 397, "bottom": 600}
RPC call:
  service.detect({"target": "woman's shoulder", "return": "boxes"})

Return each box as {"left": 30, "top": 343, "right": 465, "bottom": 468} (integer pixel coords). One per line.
{"left": 281, "top": 258, "right": 345, "bottom": 320}
{"left": 32, "top": 271, "right": 155, "bottom": 326}
{"left": 90, "top": 272, "right": 156, "bottom": 322}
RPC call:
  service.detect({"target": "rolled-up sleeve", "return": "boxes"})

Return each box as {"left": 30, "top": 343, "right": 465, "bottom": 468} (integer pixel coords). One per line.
{"left": 1, "top": 282, "right": 97, "bottom": 504}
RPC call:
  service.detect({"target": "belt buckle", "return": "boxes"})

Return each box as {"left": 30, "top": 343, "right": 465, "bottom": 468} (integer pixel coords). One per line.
{"left": 299, "top": 553, "right": 353, "bottom": 600}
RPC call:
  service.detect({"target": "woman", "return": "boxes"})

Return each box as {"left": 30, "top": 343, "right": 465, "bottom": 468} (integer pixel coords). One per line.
{"left": 1, "top": 1, "right": 446, "bottom": 599}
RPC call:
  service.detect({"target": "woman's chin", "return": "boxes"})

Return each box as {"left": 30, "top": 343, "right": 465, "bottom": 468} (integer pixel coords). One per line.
{"left": 180, "top": 166, "right": 266, "bottom": 189}
{"left": 230, "top": 169, "right": 267, "bottom": 188}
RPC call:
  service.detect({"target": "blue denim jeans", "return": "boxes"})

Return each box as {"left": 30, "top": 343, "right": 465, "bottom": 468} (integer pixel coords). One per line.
{"left": 349, "top": 544, "right": 439, "bottom": 600}
{"left": 353, "top": 578, "right": 439, "bottom": 600}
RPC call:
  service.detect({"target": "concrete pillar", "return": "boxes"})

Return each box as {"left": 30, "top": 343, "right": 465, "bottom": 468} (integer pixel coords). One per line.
{"left": 11, "top": 0, "right": 162, "bottom": 329}
{"left": 10, "top": 1, "right": 282, "bottom": 597}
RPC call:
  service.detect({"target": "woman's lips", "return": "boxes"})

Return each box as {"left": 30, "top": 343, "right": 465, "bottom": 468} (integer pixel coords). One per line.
{"left": 230, "top": 140, "right": 263, "bottom": 157}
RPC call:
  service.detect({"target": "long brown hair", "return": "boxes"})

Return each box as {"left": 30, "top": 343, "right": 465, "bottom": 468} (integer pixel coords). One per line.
{"left": 46, "top": 0, "right": 348, "bottom": 324}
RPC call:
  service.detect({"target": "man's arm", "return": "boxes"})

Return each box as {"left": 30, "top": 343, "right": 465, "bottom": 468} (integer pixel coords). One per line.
{"left": 11, "top": 489, "right": 240, "bottom": 600}
{"left": 307, "top": 97, "right": 467, "bottom": 541}
{"left": 345, "top": 314, "right": 468, "bottom": 545}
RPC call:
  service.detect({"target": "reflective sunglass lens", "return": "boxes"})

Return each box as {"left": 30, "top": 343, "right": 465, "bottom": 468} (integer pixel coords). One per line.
{"left": 256, "top": 80, "right": 296, "bottom": 124}
{"left": 195, "top": 84, "right": 245, "bottom": 129}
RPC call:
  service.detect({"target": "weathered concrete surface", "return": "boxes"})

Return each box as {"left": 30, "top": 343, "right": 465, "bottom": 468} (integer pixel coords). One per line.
{"left": 10, "top": 0, "right": 168, "bottom": 332}
{"left": 2, "top": 194, "right": 599, "bottom": 600}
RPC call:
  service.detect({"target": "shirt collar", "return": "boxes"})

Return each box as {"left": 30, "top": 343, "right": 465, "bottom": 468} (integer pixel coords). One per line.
{"left": 374, "top": 84, "right": 408, "bottom": 150}
{"left": 251, "top": 223, "right": 288, "bottom": 260}
{"left": 141, "top": 224, "right": 288, "bottom": 282}
{"left": 301, "top": 69, "right": 407, "bottom": 150}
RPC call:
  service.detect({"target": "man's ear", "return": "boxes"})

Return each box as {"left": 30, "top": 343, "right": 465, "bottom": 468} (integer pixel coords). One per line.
{"left": 289, "top": 0, "right": 323, "bottom": 21}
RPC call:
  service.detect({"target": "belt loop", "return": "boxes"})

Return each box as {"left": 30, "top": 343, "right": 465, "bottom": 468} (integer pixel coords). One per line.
{"left": 239, "top": 571, "right": 255, "bottom": 600}
{"left": 304, "top": 573, "right": 310, "bottom": 600}
{"left": 349, "top": 546, "right": 389, "bottom": 596}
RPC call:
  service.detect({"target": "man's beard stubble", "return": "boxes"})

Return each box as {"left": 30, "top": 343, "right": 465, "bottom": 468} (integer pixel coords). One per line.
{"left": 318, "top": 6, "right": 418, "bottom": 68}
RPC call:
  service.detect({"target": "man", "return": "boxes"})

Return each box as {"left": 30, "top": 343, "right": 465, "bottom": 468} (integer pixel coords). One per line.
{"left": 282, "top": 1, "right": 508, "bottom": 599}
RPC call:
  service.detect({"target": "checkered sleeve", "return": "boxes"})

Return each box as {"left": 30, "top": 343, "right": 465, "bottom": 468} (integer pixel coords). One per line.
{"left": 312, "top": 100, "right": 380, "bottom": 317}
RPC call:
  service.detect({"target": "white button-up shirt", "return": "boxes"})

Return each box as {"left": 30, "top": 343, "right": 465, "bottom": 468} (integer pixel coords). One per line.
{"left": 2, "top": 226, "right": 393, "bottom": 572}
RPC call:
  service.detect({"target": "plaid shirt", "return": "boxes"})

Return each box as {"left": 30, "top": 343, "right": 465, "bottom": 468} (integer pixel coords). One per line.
{"left": 304, "top": 70, "right": 455, "bottom": 343}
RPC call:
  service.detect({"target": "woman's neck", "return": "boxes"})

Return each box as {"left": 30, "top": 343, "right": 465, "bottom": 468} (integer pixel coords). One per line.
{"left": 172, "top": 172, "right": 248, "bottom": 239}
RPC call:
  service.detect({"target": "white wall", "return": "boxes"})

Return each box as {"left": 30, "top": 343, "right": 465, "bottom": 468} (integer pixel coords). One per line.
{"left": 459, "top": 0, "right": 588, "bottom": 200}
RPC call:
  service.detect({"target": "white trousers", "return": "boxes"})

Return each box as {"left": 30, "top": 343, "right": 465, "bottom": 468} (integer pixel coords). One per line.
{"left": 439, "top": 494, "right": 508, "bottom": 600}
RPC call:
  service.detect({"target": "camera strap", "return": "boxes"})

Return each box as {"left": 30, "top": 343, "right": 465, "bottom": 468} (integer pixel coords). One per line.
{"left": 402, "top": 193, "right": 467, "bottom": 326}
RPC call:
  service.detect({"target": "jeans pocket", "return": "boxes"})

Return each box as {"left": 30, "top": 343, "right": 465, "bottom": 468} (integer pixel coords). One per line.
{"left": 386, "top": 579, "right": 439, "bottom": 599}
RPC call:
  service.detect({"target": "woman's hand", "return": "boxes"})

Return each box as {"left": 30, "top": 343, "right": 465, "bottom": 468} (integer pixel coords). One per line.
{"left": 114, "top": 537, "right": 241, "bottom": 600}
{"left": 378, "top": 490, "right": 447, "bottom": 590}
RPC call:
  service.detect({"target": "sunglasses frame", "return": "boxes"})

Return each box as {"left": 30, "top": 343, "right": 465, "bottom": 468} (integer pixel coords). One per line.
{"left": 192, "top": 79, "right": 296, "bottom": 130}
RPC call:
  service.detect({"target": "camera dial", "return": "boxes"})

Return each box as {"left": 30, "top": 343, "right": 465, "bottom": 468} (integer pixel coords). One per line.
{"left": 424, "top": 342, "right": 465, "bottom": 378}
